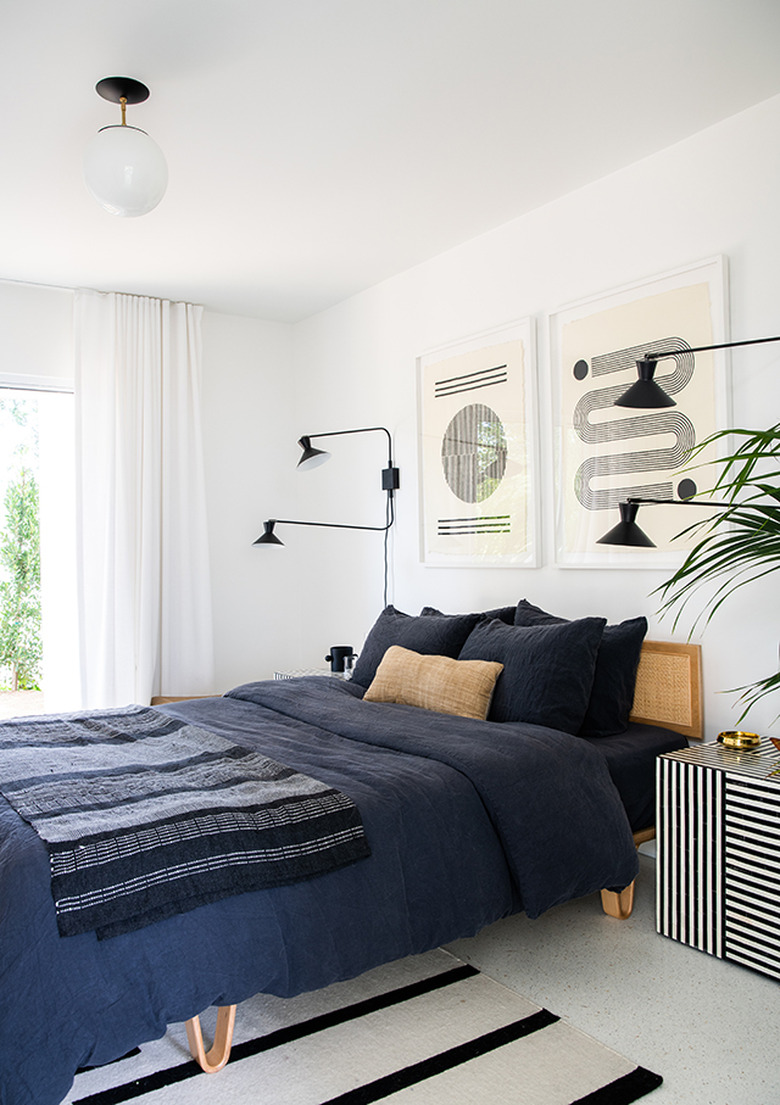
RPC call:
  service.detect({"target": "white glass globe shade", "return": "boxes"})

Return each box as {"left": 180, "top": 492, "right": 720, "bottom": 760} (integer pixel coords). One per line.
{"left": 83, "top": 125, "right": 168, "bottom": 217}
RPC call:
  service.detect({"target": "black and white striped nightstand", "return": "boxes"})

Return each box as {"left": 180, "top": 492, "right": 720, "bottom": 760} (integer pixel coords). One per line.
{"left": 656, "top": 740, "right": 780, "bottom": 981}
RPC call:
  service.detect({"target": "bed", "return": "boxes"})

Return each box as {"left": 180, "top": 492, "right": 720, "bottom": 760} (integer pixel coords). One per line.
{"left": 0, "top": 602, "right": 700, "bottom": 1105}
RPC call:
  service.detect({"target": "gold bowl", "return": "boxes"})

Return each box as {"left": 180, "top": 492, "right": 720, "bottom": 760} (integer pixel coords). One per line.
{"left": 717, "top": 730, "right": 762, "bottom": 750}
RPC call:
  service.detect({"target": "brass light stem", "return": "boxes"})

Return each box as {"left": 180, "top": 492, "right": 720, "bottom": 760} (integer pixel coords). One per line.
{"left": 120, "top": 96, "right": 127, "bottom": 125}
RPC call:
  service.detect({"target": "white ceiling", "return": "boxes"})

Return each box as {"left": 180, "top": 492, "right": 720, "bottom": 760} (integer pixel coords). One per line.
{"left": 3, "top": 0, "right": 780, "bottom": 322}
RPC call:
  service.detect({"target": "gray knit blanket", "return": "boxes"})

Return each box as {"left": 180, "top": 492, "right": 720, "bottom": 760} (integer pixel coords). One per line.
{"left": 0, "top": 705, "right": 369, "bottom": 938}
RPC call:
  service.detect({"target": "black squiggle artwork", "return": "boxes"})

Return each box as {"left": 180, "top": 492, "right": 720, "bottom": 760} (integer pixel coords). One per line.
{"left": 572, "top": 339, "right": 698, "bottom": 511}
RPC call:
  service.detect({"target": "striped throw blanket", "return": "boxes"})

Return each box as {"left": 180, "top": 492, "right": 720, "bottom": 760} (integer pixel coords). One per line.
{"left": 0, "top": 706, "right": 370, "bottom": 938}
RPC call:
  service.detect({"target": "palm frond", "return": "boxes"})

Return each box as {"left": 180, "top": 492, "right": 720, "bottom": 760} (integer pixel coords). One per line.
{"left": 655, "top": 424, "right": 780, "bottom": 719}
{"left": 728, "top": 670, "right": 780, "bottom": 725}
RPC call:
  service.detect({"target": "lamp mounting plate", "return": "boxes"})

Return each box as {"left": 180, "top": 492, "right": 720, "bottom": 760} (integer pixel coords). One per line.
{"left": 95, "top": 77, "right": 150, "bottom": 105}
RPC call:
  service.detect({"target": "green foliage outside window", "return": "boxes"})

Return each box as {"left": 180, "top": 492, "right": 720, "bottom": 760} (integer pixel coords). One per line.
{"left": 0, "top": 399, "right": 42, "bottom": 692}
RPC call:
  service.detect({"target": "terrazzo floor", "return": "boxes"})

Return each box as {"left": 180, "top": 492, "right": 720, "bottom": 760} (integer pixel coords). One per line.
{"left": 447, "top": 851, "right": 778, "bottom": 1105}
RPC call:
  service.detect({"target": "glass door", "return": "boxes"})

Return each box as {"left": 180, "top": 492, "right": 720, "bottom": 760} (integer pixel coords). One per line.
{"left": 0, "top": 384, "right": 77, "bottom": 717}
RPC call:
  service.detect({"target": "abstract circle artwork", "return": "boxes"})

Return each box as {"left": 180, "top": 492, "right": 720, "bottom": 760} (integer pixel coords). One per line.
{"left": 440, "top": 403, "right": 508, "bottom": 503}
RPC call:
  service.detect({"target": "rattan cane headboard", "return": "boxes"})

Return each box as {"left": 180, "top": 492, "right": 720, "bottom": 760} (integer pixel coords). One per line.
{"left": 629, "top": 639, "right": 703, "bottom": 741}
{"left": 153, "top": 640, "right": 704, "bottom": 740}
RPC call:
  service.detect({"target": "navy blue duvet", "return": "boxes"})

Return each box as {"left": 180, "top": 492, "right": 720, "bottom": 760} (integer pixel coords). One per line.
{"left": 0, "top": 679, "right": 639, "bottom": 1105}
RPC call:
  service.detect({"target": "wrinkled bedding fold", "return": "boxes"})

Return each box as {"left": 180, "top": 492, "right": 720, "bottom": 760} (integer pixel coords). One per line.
{"left": 226, "top": 677, "right": 640, "bottom": 916}
{"left": 1, "top": 678, "right": 638, "bottom": 1105}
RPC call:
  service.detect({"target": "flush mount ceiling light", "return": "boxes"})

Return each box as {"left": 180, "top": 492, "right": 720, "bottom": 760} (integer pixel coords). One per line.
{"left": 83, "top": 77, "right": 168, "bottom": 217}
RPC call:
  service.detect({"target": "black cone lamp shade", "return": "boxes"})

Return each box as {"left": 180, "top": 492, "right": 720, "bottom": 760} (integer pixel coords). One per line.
{"left": 253, "top": 520, "right": 284, "bottom": 545}
{"left": 297, "top": 436, "right": 330, "bottom": 470}
{"left": 597, "top": 501, "right": 656, "bottom": 547}
{"left": 614, "top": 335, "right": 780, "bottom": 409}
{"left": 596, "top": 495, "right": 730, "bottom": 547}
{"left": 614, "top": 358, "right": 677, "bottom": 409}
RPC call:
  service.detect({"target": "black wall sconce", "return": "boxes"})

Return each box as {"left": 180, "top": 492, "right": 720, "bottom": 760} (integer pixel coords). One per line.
{"left": 254, "top": 425, "right": 400, "bottom": 602}
{"left": 614, "top": 335, "right": 780, "bottom": 409}
{"left": 597, "top": 495, "right": 728, "bottom": 547}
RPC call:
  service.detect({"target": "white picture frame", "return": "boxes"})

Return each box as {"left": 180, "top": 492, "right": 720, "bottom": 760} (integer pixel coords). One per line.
{"left": 550, "top": 257, "right": 731, "bottom": 568}
{"left": 417, "top": 318, "right": 539, "bottom": 567}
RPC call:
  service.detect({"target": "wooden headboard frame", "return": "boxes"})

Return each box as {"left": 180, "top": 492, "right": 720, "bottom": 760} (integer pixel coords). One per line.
{"left": 629, "top": 639, "right": 702, "bottom": 741}
{"left": 600, "top": 638, "right": 703, "bottom": 918}
{"left": 153, "top": 640, "right": 704, "bottom": 741}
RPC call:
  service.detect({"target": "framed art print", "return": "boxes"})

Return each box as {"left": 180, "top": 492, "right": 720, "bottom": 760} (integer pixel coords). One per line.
{"left": 417, "top": 318, "right": 539, "bottom": 567}
{"left": 550, "top": 256, "right": 730, "bottom": 568}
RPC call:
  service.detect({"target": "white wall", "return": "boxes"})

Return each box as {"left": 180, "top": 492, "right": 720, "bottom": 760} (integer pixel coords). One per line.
{"left": 288, "top": 93, "right": 780, "bottom": 737}
{"left": 0, "top": 282, "right": 74, "bottom": 383}
{"left": 200, "top": 309, "right": 301, "bottom": 689}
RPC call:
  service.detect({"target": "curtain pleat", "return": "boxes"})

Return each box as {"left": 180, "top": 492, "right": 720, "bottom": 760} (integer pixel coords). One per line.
{"left": 74, "top": 289, "right": 214, "bottom": 707}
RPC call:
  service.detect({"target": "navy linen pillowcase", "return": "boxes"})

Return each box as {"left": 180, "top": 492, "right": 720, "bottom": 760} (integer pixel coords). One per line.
{"left": 514, "top": 599, "right": 648, "bottom": 738}
{"left": 420, "top": 604, "right": 516, "bottom": 625}
{"left": 350, "top": 605, "right": 483, "bottom": 689}
{"left": 458, "top": 617, "right": 606, "bottom": 734}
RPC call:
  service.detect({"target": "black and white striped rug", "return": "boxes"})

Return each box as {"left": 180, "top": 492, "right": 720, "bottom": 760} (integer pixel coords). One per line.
{"left": 64, "top": 950, "right": 661, "bottom": 1105}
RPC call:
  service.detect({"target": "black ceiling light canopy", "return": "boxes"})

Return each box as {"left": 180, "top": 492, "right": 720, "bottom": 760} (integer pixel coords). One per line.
{"left": 613, "top": 335, "right": 780, "bottom": 409}
{"left": 95, "top": 76, "right": 151, "bottom": 105}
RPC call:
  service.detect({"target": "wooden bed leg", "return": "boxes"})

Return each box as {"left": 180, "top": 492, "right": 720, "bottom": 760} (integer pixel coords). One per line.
{"left": 600, "top": 880, "right": 635, "bottom": 920}
{"left": 185, "top": 1004, "right": 237, "bottom": 1073}
{"left": 600, "top": 827, "right": 652, "bottom": 919}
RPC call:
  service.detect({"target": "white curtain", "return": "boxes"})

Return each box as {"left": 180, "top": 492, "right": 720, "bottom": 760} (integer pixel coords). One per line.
{"left": 74, "top": 289, "right": 214, "bottom": 707}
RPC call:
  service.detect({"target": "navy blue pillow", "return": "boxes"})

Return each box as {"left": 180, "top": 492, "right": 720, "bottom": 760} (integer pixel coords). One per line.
{"left": 351, "top": 606, "right": 482, "bottom": 689}
{"left": 458, "top": 617, "right": 606, "bottom": 734}
{"left": 420, "top": 605, "right": 516, "bottom": 625}
{"left": 514, "top": 600, "right": 648, "bottom": 738}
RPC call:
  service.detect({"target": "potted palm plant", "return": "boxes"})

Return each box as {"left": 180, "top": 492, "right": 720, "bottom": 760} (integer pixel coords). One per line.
{"left": 656, "top": 422, "right": 780, "bottom": 721}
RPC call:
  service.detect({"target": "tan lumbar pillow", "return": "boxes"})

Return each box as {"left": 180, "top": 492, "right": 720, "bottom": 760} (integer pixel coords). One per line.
{"left": 363, "top": 645, "right": 503, "bottom": 721}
